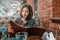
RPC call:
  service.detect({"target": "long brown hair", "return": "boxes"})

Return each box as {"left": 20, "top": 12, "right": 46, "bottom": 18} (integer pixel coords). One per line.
{"left": 20, "top": 4, "right": 33, "bottom": 19}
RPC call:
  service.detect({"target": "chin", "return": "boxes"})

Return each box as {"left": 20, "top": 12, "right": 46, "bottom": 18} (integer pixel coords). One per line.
{"left": 23, "top": 16, "right": 28, "bottom": 18}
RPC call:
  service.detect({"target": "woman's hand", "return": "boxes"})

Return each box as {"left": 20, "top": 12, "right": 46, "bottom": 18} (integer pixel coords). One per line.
{"left": 8, "top": 28, "right": 14, "bottom": 33}
{"left": 8, "top": 23, "right": 14, "bottom": 33}
{"left": 21, "top": 18, "right": 27, "bottom": 24}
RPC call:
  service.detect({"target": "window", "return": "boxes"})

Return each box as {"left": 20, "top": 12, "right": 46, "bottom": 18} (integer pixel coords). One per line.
{"left": 34, "top": 0, "right": 37, "bottom": 16}
{"left": 0, "top": 0, "right": 26, "bottom": 16}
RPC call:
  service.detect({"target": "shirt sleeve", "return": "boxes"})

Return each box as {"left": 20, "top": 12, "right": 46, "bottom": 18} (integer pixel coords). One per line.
{"left": 15, "top": 18, "right": 19, "bottom": 23}
{"left": 27, "top": 19, "right": 35, "bottom": 27}
{"left": 15, "top": 17, "right": 22, "bottom": 25}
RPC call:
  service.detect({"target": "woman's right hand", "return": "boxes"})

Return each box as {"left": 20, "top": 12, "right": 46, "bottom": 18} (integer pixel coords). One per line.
{"left": 8, "top": 23, "right": 14, "bottom": 33}
{"left": 8, "top": 28, "right": 14, "bottom": 33}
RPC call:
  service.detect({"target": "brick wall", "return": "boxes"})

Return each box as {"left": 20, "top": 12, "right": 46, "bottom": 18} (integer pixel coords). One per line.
{"left": 53, "top": 0, "right": 60, "bottom": 18}
{"left": 37, "top": 0, "right": 60, "bottom": 28}
{"left": 37, "top": 0, "right": 53, "bottom": 28}
{"left": 26, "top": 0, "right": 60, "bottom": 28}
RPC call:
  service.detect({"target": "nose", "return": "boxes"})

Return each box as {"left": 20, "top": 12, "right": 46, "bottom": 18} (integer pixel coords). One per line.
{"left": 24, "top": 11, "right": 27, "bottom": 15}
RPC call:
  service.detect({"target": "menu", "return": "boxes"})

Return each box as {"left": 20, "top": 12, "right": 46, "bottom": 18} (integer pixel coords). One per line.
{"left": 9, "top": 20, "right": 26, "bottom": 33}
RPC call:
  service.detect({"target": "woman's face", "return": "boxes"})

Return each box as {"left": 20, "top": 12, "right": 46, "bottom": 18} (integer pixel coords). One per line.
{"left": 21, "top": 7, "right": 29, "bottom": 18}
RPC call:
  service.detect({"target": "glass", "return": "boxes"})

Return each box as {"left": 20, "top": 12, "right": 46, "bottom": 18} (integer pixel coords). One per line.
{"left": 0, "top": 27, "right": 8, "bottom": 40}
{"left": 7, "top": 38, "right": 16, "bottom": 40}
{"left": 0, "top": 0, "right": 26, "bottom": 16}
{"left": 15, "top": 32, "right": 28, "bottom": 40}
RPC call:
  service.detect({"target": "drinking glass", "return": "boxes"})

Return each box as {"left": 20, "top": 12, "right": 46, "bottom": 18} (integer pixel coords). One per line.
{"left": 15, "top": 32, "right": 28, "bottom": 40}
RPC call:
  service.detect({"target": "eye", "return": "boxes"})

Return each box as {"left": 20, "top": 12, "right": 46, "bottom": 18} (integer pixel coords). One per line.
{"left": 22, "top": 10, "right": 24, "bottom": 12}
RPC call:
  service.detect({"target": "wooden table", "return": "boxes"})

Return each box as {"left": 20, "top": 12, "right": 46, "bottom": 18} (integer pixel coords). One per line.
{"left": 28, "top": 36, "right": 42, "bottom": 40}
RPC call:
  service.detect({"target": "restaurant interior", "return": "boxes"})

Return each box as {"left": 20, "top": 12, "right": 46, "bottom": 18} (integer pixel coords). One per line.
{"left": 0, "top": 0, "right": 60, "bottom": 40}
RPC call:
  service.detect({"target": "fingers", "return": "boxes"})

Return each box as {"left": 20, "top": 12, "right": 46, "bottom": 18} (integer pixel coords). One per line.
{"left": 8, "top": 28, "right": 14, "bottom": 33}
{"left": 8, "top": 23, "right": 12, "bottom": 28}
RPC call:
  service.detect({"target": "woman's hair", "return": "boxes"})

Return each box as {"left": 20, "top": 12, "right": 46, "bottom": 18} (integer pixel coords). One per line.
{"left": 20, "top": 4, "right": 33, "bottom": 19}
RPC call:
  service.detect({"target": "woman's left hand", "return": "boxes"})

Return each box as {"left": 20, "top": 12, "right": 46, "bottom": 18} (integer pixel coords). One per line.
{"left": 21, "top": 18, "right": 27, "bottom": 24}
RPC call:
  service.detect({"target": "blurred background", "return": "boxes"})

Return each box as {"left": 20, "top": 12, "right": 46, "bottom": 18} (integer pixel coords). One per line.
{"left": 0, "top": 0, "right": 60, "bottom": 40}
{"left": 0, "top": 0, "right": 60, "bottom": 29}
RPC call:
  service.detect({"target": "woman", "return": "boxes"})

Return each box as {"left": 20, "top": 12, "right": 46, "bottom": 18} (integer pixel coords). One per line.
{"left": 15, "top": 4, "right": 35, "bottom": 27}
{"left": 8, "top": 4, "right": 35, "bottom": 37}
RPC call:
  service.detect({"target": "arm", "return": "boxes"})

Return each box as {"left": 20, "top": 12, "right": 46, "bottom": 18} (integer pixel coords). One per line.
{"left": 8, "top": 22, "right": 14, "bottom": 33}
{"left": 8, "top": 20, "right": 27, "bottom": 38}
{"left": 8, "top": 22, "right": 15, "bottom": 38}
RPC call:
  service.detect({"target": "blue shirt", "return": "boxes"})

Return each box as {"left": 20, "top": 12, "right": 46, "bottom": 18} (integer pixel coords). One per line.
{"left": 15, "top": 17, "right": 35, "bottom": 27}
